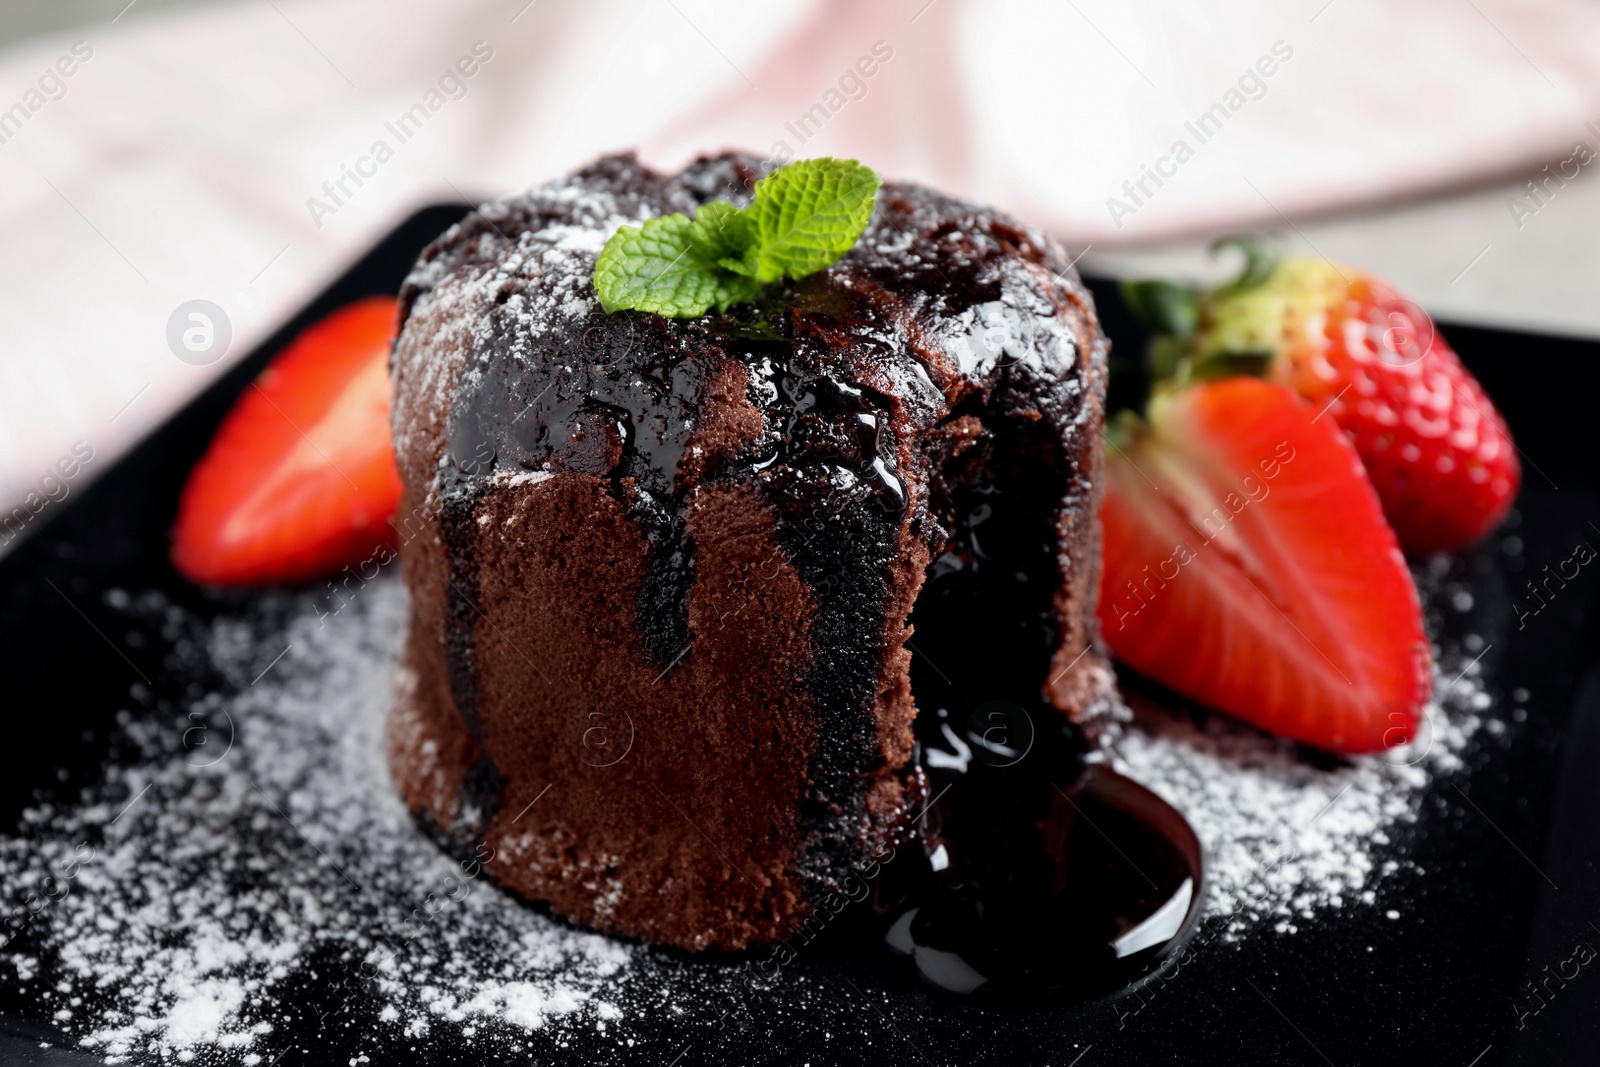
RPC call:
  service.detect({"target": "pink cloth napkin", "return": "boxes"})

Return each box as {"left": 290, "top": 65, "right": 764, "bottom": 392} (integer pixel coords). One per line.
{"left": 4, "top": 0, "right": 1600, "bottom": 538}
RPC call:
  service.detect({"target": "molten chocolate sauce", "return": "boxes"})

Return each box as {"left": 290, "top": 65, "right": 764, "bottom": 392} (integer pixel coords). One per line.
{"left": 887, "top": 447, "right": 1205, "bottom": 1006}
{"left": 880, "top": 728, "right": 1204, "bottom": 1005}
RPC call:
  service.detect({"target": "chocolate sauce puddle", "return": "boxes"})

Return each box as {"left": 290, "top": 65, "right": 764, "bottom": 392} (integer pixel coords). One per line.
{"left": 876, "top": 724, "right": 1204, "bottom": 1006}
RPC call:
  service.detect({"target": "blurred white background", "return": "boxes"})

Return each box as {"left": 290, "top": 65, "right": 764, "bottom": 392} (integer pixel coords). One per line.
{"left": 3, "top": 0, "right": 1600, "bottom": 538}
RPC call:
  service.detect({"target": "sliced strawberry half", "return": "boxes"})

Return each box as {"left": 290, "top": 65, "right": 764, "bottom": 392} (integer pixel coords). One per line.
{"left": 1098, "top": 378, "right": 1432, "bottom": 753}
{"left": 171, "top": 296, "right": 402, "bottom": 586}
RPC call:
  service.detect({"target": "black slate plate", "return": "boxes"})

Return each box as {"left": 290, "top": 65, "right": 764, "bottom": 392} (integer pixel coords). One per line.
{"left": 1, "top": 205, "right": 1597, "bottom": 1066}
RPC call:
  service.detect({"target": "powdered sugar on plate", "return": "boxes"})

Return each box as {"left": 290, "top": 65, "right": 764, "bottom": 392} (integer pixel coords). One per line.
{"left": 2, "top": 578, "right": 648, "bottom": 1063}
{"left": 1111, "top": 552, "right": 1501, "bottom": 939}
{"left": 0, "top": 554, "right": 1504, "bottom": 1061}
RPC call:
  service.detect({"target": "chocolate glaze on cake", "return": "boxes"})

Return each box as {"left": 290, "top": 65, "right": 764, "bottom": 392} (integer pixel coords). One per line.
{"left": 387, "top": 152, "right": 1118, "bottom": 953}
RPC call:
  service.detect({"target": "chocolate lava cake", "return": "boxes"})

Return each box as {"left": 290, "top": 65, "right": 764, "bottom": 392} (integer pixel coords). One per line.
{"left": 387, "top": 152, "right": 1115, "bottom": 952}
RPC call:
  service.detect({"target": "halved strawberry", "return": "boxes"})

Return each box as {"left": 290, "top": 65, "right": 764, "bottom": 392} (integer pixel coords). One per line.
{"left": 1098, "top": 378, "right": 1432, "bottom": 753}
{"left": 171, "top": 296, "right": 402, "bottom": 586}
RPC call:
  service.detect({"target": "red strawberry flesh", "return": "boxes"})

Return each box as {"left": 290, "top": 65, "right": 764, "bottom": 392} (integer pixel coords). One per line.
{"left": 1098, "top": 378, "right": 1432, "bottom": 753}
{"left": 171, "top": 296, "right": 402, "bottom": 586}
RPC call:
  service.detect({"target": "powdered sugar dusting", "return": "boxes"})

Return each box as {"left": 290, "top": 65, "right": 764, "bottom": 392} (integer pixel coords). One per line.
{"left": 388, "top": 172, "right": 643, "bottom": 470}
{"left": 1, "top": 579, "right": 653, "bottom": 1063}
{"left": 0, "top": 555, "right": 1503, "bottom": 1060}
{"left": 1111, "top": 554, "right": 1498, "bottom": 938}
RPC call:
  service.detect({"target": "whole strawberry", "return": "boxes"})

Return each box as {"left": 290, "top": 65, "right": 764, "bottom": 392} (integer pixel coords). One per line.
{"left": 1123, "top": 241, "right": 1520, "bottom": 555}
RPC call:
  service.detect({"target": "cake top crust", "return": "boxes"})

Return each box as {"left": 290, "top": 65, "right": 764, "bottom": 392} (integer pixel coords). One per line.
{"left": 397, "top": 151, "right": 1101, "bottom": 556}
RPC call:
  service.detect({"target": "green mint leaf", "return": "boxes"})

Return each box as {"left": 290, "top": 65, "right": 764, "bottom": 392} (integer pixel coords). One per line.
{"left": 739, "top": 158, "right": 880, "bottom": 283}
{"left": 712, "top": 273, "right": 762, "bottom": 313}
{"left": 592, "top": 214, "right": 720, "bottom": 317}
{"left": 591, "top": 157, "right": 880, "bottom": 318}
{"left": 688, "top": 200, "right": 750, "bottom": 264}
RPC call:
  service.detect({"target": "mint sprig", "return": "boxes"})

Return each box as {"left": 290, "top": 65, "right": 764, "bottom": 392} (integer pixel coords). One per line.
{"left": 593, "top": 158, "right": 881, "bottom": 318}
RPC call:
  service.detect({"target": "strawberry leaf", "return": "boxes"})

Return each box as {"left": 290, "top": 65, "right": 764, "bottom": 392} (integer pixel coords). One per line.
{"left": 1210, "top": 234, "right": 1278, "bottom": 294}
{"left": 1120, "top": 279, "right": 1200, "bottom": 340}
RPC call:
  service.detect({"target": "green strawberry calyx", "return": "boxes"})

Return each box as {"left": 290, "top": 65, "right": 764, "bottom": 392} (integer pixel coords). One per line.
{"left": 1120, "top": 235, "right": 1284, "bottom": 388}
